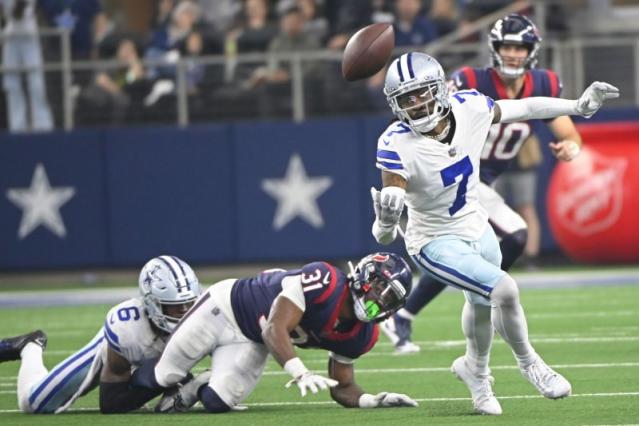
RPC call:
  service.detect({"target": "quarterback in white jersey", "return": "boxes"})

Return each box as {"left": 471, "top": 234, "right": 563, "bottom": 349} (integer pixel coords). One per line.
{"left": 0, "top": 255, "right": 201, "bottom": 414}
{"left": 371, "top": 52, "right": 618, "bottom": 415}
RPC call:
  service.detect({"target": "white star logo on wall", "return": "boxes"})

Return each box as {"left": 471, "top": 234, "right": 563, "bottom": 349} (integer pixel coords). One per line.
{"left": 6, "top": 163, "right": 76, "bottom": 239}
{"left": 261, "top": 153, "right": 333, "bottom": 231}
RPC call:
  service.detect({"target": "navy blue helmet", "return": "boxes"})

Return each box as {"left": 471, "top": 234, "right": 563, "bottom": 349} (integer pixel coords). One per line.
{"left": 489, "top": 13, "right": 542, "bottom": 78}
{"left": 348, "top": 252, "right": 413, "bottom": 323}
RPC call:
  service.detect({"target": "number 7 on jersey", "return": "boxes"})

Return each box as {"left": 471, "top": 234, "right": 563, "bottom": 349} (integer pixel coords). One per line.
{"left": 440, "top": 156, "right": 473, "bottom": 216}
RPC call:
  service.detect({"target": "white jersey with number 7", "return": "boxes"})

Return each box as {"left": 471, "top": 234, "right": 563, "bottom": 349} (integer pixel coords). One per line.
{"left": 376, "top": 89, "right": 496, "bottom": 255}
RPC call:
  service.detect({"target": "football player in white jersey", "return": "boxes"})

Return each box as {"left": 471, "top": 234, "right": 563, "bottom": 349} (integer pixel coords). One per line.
{"left": 0, "top": 255, "right": 201, "bottom": 414}
{"left": 371, "top": 52, "right": 618, "bottom": 415}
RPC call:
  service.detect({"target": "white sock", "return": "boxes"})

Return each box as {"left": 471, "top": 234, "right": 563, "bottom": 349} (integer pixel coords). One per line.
{"left": 396, "top": 308, "right": 415, "bottom": 321}
{"left": 17, "top": 343, "right": 48, "bottom": 412}
{"left": 490, "top": 275, "right": 537, "bottom": 368}
{"left": 461, "top": 301, "right": 493, "bottom": 375}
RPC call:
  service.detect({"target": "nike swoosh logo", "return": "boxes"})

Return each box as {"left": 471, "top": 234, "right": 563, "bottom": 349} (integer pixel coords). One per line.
{"left": 383, "top": 139, "right": 390, "bottom": 146}
{"left": 323, "top": 272, "right": 331, "bottom": 285}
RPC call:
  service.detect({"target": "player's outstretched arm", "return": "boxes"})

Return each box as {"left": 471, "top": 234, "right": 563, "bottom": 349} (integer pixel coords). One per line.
{"left": 493, "top": 81, "right": 619, "bottom": 124}
{"left": 262, "top": 296, "right": 338, "bottom": 397}
{"left": 328, "top": 358, "right": 418, "bottom": 408}
{"left": 99, "top": 347, "right": 163, "bottom": 414}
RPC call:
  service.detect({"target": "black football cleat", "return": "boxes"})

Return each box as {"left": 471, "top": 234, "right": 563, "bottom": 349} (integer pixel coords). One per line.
{"left": 0, "top": 330, "right": 47, "bottom": 362}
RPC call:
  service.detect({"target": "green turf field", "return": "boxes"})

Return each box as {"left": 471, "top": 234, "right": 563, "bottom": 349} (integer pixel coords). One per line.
{"left": 1, "top": 285, "right": 638, "bottom": 425}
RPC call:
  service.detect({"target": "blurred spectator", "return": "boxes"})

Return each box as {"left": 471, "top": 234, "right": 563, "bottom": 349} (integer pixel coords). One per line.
{"left": 247, "top": 5, "right": 322, "bottom": 118}
{"left": 429, "top": 0, "right": 459, "bottom": 37}
{"left": 248, "top": 5, "right": 320, "bottom": 88}
{"left": 151, "top": 0, "right": 176, "bottom": 32}
{"left": 79, "top": 37, "right": 146, "bottom": 124}
{"left": 146, "top": 0, "right": 200, "bottom": 79}
{"left": 225, "top": 0, "right": 277, "bottom": 83}
{"left": 181, "top": 31, "right": 207, "bottom": 95}
{"left": 393, "top": 0, "right": 439, "bottom": 47}
{"left": 325, "top": 0, "right": 373, "bottom": 49}
{"left": 92, "top": 12, "right": 119, "bottom": 59}
{"left": 231, "top": 0, "right": 277, "bottom": 53}
{"left": 197, "top": 0, "right": 241, "bottom": 34}
{"left": 39, "top": 0, "right": 104, "bottom": 59}
{"left": 295, "top": 0, "right": 329, "bottom": 42}
{"left": 494, "top": 135, "right": 544, "bottom": 270}
{"left": 2, "top": 0, "right": 53, "bottom": 132}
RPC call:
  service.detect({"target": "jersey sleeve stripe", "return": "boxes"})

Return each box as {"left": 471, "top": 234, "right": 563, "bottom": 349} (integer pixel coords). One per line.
{"left": 462, "top": 67, "right": 477, "bottom": 88}
{"left": 376, "top": 149, "right": 401, "bottom": 161}
{"left": 376, "top": 161, "right": 404, "bottom": 170}
{"left": 546, "top": 70, "right": 560, "bottom": 97}
{"left": 313, "top": 262, "right": 337, "bottom": 304}
{"left": 103, "top": 321, "right": 122, "bottom": 353}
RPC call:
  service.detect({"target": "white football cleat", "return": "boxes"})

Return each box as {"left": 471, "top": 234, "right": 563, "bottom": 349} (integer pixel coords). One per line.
{"left": 520, "top": 357, "right": 571, "bottom": 399}
{"left": 451, "top": 356, "right": 502, "bottom": 416}
{"left": 394, "top": 341, "right": 421, "bottom": 355}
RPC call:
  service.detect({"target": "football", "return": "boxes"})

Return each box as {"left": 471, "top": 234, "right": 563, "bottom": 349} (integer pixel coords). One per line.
{"left": 341, "top": 23, "right": 395, "bottom": 81}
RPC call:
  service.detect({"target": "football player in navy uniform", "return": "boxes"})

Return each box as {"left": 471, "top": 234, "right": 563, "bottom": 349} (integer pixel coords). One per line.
{"left": 382, "top": 14, "right": 586, "bottom": 354}
{"left": 0, "top": 256, "right": 201, "bottom": 414}
{"left": 133, "top": 252, "right": 419, "bottom": 413}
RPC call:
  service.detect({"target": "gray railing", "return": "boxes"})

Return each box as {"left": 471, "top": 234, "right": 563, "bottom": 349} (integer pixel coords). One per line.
{"left": 1, "top": 30, "right": 637, "bottom": 130}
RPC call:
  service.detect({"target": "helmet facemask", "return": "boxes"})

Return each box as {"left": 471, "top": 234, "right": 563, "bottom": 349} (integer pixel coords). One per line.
{"left": 347, "top": 254, "right": 411, "bottom": 323}
{"left": 143, "top": 294, "right": 196, "bottom": 334}
{"left": 386, "top": 78, "right": 450, "bottom": 134}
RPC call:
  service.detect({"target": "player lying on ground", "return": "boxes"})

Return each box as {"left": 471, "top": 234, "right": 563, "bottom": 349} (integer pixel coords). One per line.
{"left": 131, "top": 252, "right": 418, "bottom": 413}
{"left": 371, "top": 52, "right": 618, "bottom": 414}
{"left": 0, "top": 255, "right": 201, "bottom": 414}
{"left": 381, "top": 13, "right": 588, "bottom": 355}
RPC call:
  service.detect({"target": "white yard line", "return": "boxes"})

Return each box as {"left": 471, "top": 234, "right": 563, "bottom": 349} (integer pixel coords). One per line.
{"left": 0, "top": 391, "right": 637, "bottom": 411}
{"left": 1, "top": 361, "right": 638, "bottom": 383}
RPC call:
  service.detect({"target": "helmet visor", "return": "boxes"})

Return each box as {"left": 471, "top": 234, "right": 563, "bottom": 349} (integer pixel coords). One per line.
{"left": 395, "top": 84, "right": 439, "bottom": 120}
{"left": 363, "top": 275, "right": 406, "bottom": 316}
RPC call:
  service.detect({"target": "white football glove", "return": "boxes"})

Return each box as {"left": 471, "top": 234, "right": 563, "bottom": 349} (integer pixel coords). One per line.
{"left": 285, "top": 372, "right": 338, "bottom": 397}
{"left": 359, "top": 392, "right": 419, "bottom": 408}
{"left": 576, "top": 81, "right": 619, "bottom": 118}
{"left": 370, "top": 186, "right": 405, "bottom": 227}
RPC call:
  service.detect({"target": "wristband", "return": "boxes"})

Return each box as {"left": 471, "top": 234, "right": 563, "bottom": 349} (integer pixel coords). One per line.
{"left": 358, "top": 393, "right": 378, "bottom": 408}
{"left": 283, "top": 357, "right": 308, "bottom": 379}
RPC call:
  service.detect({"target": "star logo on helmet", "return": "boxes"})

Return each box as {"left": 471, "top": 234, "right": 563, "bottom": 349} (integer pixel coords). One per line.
{"left": 144, "top": 265, "right": 162, "bottom": 286}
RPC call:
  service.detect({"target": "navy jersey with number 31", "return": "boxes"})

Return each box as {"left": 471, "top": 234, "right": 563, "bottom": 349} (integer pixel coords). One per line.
{"left": 230, "top": 262, "right": 379, "bottom": 360}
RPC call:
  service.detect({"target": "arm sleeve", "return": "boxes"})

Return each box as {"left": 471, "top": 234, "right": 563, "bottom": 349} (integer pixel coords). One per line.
{"left": 99, "top": 381, "right": 164, "bottom": 414}
{"left": 496, "top": 97, "right": 578, "bottom": 123}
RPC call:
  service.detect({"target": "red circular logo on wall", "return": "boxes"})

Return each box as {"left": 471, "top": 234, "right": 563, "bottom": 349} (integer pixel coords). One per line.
{"left": 548, "top": 137, "right": 639, "bottom": 263}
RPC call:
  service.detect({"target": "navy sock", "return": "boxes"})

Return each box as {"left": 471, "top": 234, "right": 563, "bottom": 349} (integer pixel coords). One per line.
{"left": 199, "top": 385, "right": 231, "bottom": 413}
{"left": 404, "top": 275, "right": 447, "bottom": 316}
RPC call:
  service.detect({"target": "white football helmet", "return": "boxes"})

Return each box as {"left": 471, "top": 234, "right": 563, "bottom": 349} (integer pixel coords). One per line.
{"left": 138, "top": 255, "right": 202, "bottom": 333}
{"left": 384, "top": 52, "right": 450, "bottom": 133}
